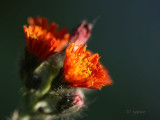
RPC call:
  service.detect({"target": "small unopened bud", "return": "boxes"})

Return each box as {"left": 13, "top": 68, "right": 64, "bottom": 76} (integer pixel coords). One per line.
{"left": 70, "top": 21, "right": 92, "bottom": 50}
{"left": 56, "top": 89, "right": 84, "bottom": 116}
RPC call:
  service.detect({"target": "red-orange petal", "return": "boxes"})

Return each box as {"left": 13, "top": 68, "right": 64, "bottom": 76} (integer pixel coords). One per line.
{"left": 23, "top": 17, "right": 70, "bottom": 60}
{"left": 23, "top": 25, "right": 56, "bottom": 60}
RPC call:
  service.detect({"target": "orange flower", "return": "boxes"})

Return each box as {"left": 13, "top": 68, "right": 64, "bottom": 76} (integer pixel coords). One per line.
{"left": 23, "top": 17, "right": 70, "bottom": 60}
{"left": 63, "top": 43, "right": 113, "bottom": 89}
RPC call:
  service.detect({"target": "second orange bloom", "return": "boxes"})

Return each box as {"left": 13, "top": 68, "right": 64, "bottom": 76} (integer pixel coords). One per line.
{"left": 63, "top": 43, "right": 113, "bottom": 89}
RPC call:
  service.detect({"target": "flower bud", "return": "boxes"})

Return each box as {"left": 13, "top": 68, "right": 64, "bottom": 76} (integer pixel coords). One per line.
{"left": 70, "top": 21, "right": 92, "bottom": 50}
{"left": 56, "top": 89, "right": 84, "bottom": 116}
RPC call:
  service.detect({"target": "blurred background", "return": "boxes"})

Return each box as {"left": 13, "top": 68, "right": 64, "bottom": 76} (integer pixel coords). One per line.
{"left": 0, "top": 0, "right": 160, "bottom": 120}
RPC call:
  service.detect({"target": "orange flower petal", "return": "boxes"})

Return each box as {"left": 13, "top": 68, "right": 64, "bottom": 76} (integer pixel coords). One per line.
{"left": 23, "top": 25, "right": 56, "bottom": 60}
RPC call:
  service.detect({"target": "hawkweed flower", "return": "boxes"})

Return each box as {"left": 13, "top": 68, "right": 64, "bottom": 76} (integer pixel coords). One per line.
{"left": 27, "top": 16, "right": 70, "bottom": 53}
{"left": 63, "top": 43, "right": 113, "bottom": 89}
{"left": 23, "top": 16, "right": 70, "bottom": 60}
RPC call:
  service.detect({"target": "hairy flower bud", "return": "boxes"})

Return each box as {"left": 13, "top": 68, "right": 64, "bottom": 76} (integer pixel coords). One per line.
{"left": 56, "top": 89, "right": 84, "bottom": 116}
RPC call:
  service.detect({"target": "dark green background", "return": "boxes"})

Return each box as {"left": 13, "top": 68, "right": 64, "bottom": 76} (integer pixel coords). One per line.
{"left": 0, "top": 0, "right": 160, "bottom": 120}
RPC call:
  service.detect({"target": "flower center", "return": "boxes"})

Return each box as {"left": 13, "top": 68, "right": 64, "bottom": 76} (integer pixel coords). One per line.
{"left": 72, "top": 56, "right": 92, "bottom": 79}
